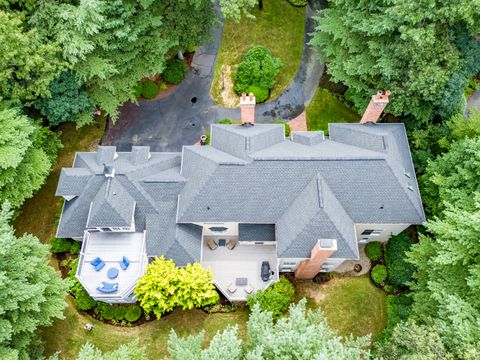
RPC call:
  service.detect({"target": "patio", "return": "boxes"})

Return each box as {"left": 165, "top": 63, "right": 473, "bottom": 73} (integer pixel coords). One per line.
{"left": 76, "top": 231, "right": 148, "bottom": 303}
{"left": 201, "top": 239, "right": 278, "bottom": 301}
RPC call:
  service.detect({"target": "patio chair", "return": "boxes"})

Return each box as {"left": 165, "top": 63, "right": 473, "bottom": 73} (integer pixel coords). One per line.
{"left": 120, "top": 256, "right": 130, "bottom": 270}
{"left": 207, "top": 239, "right": 218, "bottom": 250}
{"left": 245, "top": 284, "right": 254, "bottom": 294}
{"left": 90, "top": 257, "right": 105, "bottom": 271}
{"left": 97, "top": 282, "right": 118, "bottom": 293}
{"left": 226, "top": 239, "right": 237, "bottom": 250}
{"left": 227, "top": 283, "right": 237, "bottom": 293}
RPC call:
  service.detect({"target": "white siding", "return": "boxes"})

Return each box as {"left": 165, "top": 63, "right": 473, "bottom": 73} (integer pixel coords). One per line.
{"left": 355, "top": 224, "right": 409, "bottom": 244}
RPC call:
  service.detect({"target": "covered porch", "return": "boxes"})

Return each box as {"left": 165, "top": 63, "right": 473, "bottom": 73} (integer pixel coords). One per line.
{"left": 201, "top": 239, "right": 279, "bottom": 301}
{"left": 76, "top": 231, "right": 148, "bottom": 303}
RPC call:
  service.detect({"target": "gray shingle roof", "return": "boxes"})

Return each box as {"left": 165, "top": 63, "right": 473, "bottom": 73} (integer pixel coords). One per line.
{"left": 238, "top": 224, "right": 276, "bottom": 242}
{"left": 56, "top": 168, "right": 93, "bottom": 196}
{"left": 291, "top": 131, "right": 325, "bottom": 146}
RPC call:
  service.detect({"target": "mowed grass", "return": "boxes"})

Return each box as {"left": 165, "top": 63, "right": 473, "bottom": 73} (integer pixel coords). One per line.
{"left": 14, "top": 119, "right": 106, "bottom": 244}
{"left": 295, "top": 276, "right": 386, "bottom": 338}
{"left": 211, "top": 0, "right": 305, "bottom": 107}
{"left": 306, "top": 88, "right": 360, "bottom": 133}
{"left": 41, "top": 298, "right": 249, "bottom": 359}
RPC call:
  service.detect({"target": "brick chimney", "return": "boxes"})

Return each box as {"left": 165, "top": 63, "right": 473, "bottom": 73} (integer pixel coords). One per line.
{"left": 240, "top": 92, "right": 255, "bottom": 126}
{"left": 294, "top": 239, "right": 337, "bottom": 279}
{"left": 360, "top": 90, "right": 391, "bottom": 124}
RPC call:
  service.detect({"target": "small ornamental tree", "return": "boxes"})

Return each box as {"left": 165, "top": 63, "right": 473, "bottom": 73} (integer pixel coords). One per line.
{"left": 134, "top": 257, "right": 219, "bottom": 318}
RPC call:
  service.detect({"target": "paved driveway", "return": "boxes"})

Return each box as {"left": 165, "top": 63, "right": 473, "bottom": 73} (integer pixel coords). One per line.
{"left": 102, "top": 1, "right": 325, "bottom": 152}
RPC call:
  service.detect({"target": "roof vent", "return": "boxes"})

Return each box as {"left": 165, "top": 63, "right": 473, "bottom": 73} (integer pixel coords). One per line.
{"left": 404, "top": 169, "right": 411, "bottom": 178}
{"left": 103, "top": 164, "right": 115, "bottom": 178}
{"left": 407, "top": 183, "right": 414, "bottom": 191}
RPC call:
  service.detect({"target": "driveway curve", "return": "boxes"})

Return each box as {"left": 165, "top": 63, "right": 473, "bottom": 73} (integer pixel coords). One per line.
{"left": 102, "top": 0, "right": 325, "bottom": 152}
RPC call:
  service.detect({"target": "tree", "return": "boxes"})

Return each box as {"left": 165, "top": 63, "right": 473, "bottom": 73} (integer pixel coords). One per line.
{"left": 134, "top": 257, "right": 219, "bottom": 319}
{"left": 0, "top": 108, "right": 62, "bottom": 208}
{"left": 0, "top": 10, "right": 65, "bottom": 107}
{"left": 246, "top": 276, "right": 295, "bottom": 319}
{"left": 0, "top": 203, "right": 69, "bottom": 359}
{"left": 219, "top": 0, "right": 257, "bottom": 23}
{"left": 76, "top": 341, "right": 147, "bottom": 360}
{"left": 310, "top": 1, "right": 480, "bottom": 123}
{"left": 34, "top": 71, "right": 94, "bottom": 127}
{"left": 168, "top": 299, "right": 371, "bottom": 360}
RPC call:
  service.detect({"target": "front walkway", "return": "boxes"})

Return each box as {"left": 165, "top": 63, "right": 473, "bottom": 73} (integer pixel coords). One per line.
{"left": 102, "top": 1, "right": 325, "bottom": 152}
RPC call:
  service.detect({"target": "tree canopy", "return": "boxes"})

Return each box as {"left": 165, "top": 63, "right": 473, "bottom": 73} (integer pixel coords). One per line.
{"left": 74, "top": 341, "right": 147, "bottom": 360}
{"left": 0, "top": 203, "right": 69, "bottom": 359}
{"left": 310, "top": 0, "right": 480, "bottom": 123}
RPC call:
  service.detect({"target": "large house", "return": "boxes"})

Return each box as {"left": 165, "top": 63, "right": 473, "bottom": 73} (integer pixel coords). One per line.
{"left": 56, "top": 91, "right": 425, "bottom": 303}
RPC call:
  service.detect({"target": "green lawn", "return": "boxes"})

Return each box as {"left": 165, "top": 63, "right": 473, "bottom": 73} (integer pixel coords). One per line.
{"left": 211, "top": 0, "right": 305, "bottom": 107}
{"left": 294, "top": 275, "right": 387, "bottom": 338}
{"left": 41, "top": 298, "right": 249, "bottom": 359}
{"left": 306, "top": 88, "right": 360, "bottom": 134}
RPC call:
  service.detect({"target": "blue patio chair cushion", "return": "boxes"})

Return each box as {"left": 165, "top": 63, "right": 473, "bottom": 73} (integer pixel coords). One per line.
{"left": 120, "top": 256, "right": 130, "bottom": 270}
{"left": 90, "top": 257, "right": 102, "bottom": 266}
{"left": 97, "top": 282, "right": 118, "bottom": 293}
{"left": 94, "top": 261, "right": 105, "bottom": 272}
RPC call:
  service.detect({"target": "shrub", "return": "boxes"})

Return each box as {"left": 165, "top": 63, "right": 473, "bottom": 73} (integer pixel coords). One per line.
{"left": 247, "top": 85, "right": 269, "bottom": 103}
{"left": 274, "top": 121, "right": 291, "bottom": 136}
{"left": 385, "top": 233, "right": 415, "bottom": 287}
{"left": 101, "top": 306, "right": 115, "bottom": 321}
{"left": 365, "top": 241, "right": 383, "bottom": 261}
{"left": 125, "top": 305, "right": 143, "bottom": 322}
{"left": 141, "top": 81, "right": 159, "bottom": 99}
{"left": 217, "top": 118, "right": 232, "bottom": 124}
{"left": 72, "top": 282, "right": 98, "bottom": 311}
{"left": 50, "top": 237, "right": 73, "bottom": 253}
{"left": 159, "top": 82, "right": 168, "bottom": 91}
{"left": 371, "top": 265, "right": 387, "bottom": 285}
{"left": 70, "top": 241, "right": 81, "bottom": 254}
{"left": 114, "top": 306, "right": 127, "bottom": 321}
{"left": 247, "top": 277, "right": 295, "bottom": 319}
{"left": 288, "top": 0, "right": 308, "bottom": 6}
{"left": 163, "top": 59, "right": 186, "bottom": 84}
{"left": 235, "top": 46, "right": 282, "bottom": 95}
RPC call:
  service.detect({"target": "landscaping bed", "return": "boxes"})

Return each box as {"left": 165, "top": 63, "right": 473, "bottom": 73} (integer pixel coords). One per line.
{"left": 211, "top": 0, "right": 304, "bottom": 107}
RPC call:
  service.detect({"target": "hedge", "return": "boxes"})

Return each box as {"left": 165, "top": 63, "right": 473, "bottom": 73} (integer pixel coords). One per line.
{"left": 385, "top": 233, "right": 415, "bottom": 287}
{"left": 371, "top": 264, "right": 387, "bottom": 285}
{"left": 114, "top": 306, "right": 127, "bottom": 321}
{"left": 288, "top": 0, "right": 308, "bottom": 6}
{"left": 141, "top": 81, "right": 159, "bottom": 99}
{"left": 274, "top": 121, "right": 291, "bottom": 137}
{"left": 365, "top": 241, "right": 382, "bottom": 261}
{"left": 163, "top": 59, "right": 186, "bottom": 84}
{"left": 101, "top": 306, "right": 115, "bottom": 321}
{"left": 125, "top": 305, "right": 143, "bottom": 322}
{"left": 247, "top": 277, "right": 295, "bottom": 319}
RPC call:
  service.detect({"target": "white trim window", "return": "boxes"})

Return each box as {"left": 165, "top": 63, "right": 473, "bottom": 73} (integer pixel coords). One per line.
{"left": 361, "top": 229, "right": 383, "bottom": 236}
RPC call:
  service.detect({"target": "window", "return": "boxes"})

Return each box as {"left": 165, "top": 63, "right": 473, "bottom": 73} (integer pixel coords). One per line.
{"left": 100, "top": 227, "right": 111, "bottom": 232}
{"left": 361, "top": 229, "right": 383, "bottom": 236}
{"left": 282, "top": 261, "right": 297, "bottom": 266}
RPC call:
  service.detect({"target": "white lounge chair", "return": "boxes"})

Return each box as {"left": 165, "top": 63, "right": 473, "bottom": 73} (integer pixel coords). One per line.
{"left": 227, "top": 283, "right": 237, "bottom": 293}
{"left": 245, "top": 284, "right": 254, "bottom": 294}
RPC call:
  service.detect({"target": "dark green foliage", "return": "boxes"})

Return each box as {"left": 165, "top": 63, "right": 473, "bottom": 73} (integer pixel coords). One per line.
{"left": 235, "top": 46, "right": 282, "bottom": 94}
{"left": 125, "top": 305, "right": 143, "bottom": 322}
{"left": 385, "top": 294, "right": 412, "bottom": 334}
{"left": 114, "top": 306, "right": 127, "bottom": 321}
{"left": 33, "top": 71, "right": 93, "bottom": 127}
{"left": 140, "top": 81, "right": 159, "bottom": 99}
{"left": 274, "top": 121, "right": 291, "bottom": 137}
{"left": 101, "top": 306, "right": 115, "bottom": 321}
{"left": 365, "top": 242, "right": 382, "bottom": 261}
{"left": 70, "top": 241, "right": 81, "bottom": 255}
{"left": 217, "top": 118, "right": 232, "bottom": 124}
{"left": 385, "top": 233, "right": 414, "bottom": 287}
{"left": 371, "top": 265, "right": 387, "bottom": 285}
{"left": 163, "top": 59, "right": 187, "bottom": 84}
{"left": 287, "top": 0, "right": 308, "bottom": 6}
{"left": 50, "top": 237, "right": 73, "bottom": 253}
{"left": 68, "top": 258, "right": 99, "bottom": 311}
{"left": 246, "top": 277, "right": 295, "bottom": 319}
{"left": 247, "top": 85, "right": 269, "bottom": 103}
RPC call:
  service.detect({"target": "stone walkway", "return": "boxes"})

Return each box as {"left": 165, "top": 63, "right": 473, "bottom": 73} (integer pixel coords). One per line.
{"left": 335, "top": 245, "right": 371, "bottom": 276}
{"left": 102, "top": 0, "right": 325, "bottom": 152}
{"left": 288, "top": 111, "right": 307, "bottom": 132}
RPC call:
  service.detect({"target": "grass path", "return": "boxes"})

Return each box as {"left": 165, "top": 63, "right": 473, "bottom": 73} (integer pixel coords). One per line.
{"left": 211, "top": 0, "right": 305, "bottom": 107}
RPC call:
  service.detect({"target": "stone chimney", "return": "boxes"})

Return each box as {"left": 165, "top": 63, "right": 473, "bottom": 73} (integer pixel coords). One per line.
{"left": 294, "top": 239, "right": 337, "bottom": 279}
{"left": 240, "top": 92, "right": 255, "bottom": 126}
{"left": 360, "top": 90, "right": 391, "bottom": 124}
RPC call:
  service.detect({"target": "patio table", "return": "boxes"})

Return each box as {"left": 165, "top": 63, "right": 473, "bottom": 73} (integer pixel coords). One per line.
{"left": 107, "top": 267, "right": 119, "bottom": 279}
{"left": 236, "top": 277, "right": 248, "bottom": 286}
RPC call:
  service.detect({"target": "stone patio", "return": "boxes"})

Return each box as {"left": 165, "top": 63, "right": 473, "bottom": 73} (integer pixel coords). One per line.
{"left": 334, "top": 244, "right": 371, "bottom": 276}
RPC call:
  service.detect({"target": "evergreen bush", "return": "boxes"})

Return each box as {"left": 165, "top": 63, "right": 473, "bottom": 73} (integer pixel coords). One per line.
{"left": 114, "top": 306, "right": 127, "bottom": 321}
{"left": 247, "top": 85, "right": 269, "bottom": 103}
{"left": 101, "top": 306, "right": 115, "bottom": 321}
{"left": 235, "top": 46, "right": 282, "bottom": 95}
{"left": 365, "top": 241, "right": 383, "bottom": 261}
{"left": 70, "top": 241, "right": 81, "bottom": 254}
{"left": 125, "top": 305, "right": 143, "bottom": 322}
{"left": 163, "top": 59, "right": 186, "bottom": 84}
{"left": 246, "top": 277, "right": 295, "bottom": 319}
{"left": 385, "top": 233, "right": 414, "bottom": 287}
{"left": 371, "top": 264, "right": 387, "bottom": 285}
{"left": 50, "top": 237, "right": 73, "bottom": 253}
{"left": 141, "top": 81, "right": 159, "bottom": 99}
